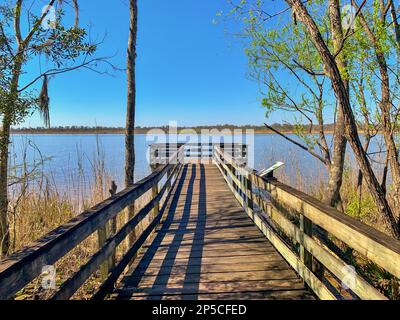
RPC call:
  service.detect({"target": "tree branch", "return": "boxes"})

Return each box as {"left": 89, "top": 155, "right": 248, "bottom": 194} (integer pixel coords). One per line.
{"left": 292, "top": 59, "right": 325, "bottom": 76}
{"left": 0, "top": 22, "right": 14, "bottom": 57}
{"left": 264, "top": 123, "right": 328, "bottom": 165}
{"left": 17, "top": 56, "right": 114, "bottom": 93}
{"left": 14, "top": 0, "right": 23, "bottom": 46}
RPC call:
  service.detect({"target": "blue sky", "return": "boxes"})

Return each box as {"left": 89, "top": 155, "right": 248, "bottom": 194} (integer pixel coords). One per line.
{"left": 18, "top": 0, "right": 292, "bottom": 128}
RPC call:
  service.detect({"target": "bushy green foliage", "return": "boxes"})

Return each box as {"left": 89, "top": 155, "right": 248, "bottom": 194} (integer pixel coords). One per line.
{"left": 345, "top": 190, "right": 376, "bottom": 220}
{"left": 0, "top": 3, "right": 98, "bottom": 127}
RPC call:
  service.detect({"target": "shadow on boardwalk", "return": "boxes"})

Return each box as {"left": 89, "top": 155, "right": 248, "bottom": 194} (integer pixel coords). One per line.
{"left": 114, "top": 164, "right": 314, "bottom": 300}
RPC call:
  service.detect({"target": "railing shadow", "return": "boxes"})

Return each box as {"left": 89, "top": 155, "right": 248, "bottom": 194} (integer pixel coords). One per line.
{"left": 120, "top": 164, "right": 209, "bottom": 300}
{"left": 116, "top": 164, "right": 190, "bottom": 299}
{"left": 181, "top": 163, "right": 206, "bottom": 299}
{"left": 145, "top": 164, "right": 197, "bottom": 297}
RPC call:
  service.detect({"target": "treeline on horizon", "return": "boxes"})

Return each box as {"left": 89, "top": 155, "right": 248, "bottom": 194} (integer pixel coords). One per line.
{"left": 11, "top": 123, "right": 354, "bottom": 134}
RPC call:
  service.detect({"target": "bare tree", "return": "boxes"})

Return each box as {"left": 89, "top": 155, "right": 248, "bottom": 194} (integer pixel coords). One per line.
{"left": 322, "top": 0, "right": 348, "bottom": 210}
{"left": 233, "top": 1, "right": 347, "bottom": 210}
{"left": 285, "top": 0, "right": 400, "bottom": 238}
{"left": 125, "top": 0, "right": 138, "bottom": 247}
{"left": 351, "top": 0, "right": 400, "bottom": 219}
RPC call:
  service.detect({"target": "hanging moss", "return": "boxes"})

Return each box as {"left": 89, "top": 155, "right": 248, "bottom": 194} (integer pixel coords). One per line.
{"left": 38, "top": 75, "right": 50, "bottom": 128}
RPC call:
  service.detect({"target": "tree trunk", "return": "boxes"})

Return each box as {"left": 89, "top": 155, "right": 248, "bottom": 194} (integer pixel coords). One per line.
{"left": 356, "top": 6, "right": 400, "bottom": 224}
{"left": 322, "top": 0, "right": 348, "bottom": 209}
{"left": 0, "top": 117, "right": 11, "bottom": 258}
{"left": 125, "top": 0, "right": 138, "bottom": 248}
{"left": 0, "top": 51, "right": 23, "bottom": 257}
{"left": 389, "top": 0, "right": 400, "bottom": 53}
{"left": 285, "top": 0, "right": 400, "bottom": 239}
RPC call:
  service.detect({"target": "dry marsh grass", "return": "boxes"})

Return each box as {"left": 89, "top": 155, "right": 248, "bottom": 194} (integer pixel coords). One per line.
{"left": 7, "top": 137, "right": 154, "bottom": 300}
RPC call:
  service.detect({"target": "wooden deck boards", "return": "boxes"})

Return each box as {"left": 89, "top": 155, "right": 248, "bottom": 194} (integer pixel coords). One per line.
{"left": 113, "top": 164, "right": 314, "bottom": 300}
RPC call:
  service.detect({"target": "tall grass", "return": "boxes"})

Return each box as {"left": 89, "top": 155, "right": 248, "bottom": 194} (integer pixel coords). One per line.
{"left": 7, "top": 136, "right": 154, "bottom": 299}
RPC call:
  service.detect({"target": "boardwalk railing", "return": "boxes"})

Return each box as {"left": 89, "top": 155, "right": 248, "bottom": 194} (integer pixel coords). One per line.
{"left": 213, "top": 145, "right": 400, "bottom": 300}
{"left": 0, "top": 147, "right": 185, "bottom": 300}
{"left": 150, "top": 143, "right": 247, "bottom": 165}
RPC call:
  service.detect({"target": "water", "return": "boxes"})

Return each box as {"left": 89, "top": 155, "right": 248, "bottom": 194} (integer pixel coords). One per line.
{"left": 9, "top": 133, "right": 386, "bottom": 195}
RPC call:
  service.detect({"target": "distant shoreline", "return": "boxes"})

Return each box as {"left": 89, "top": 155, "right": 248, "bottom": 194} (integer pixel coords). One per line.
{"left": 11, "top": 129, "right": 337, "bottom": 135}
{"left": 11, "top": 126, "right": 339, "bottom": 135}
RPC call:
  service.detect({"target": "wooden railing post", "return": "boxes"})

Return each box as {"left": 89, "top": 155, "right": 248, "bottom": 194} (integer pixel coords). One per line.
{"left": 108, "top": 181, "right": 117, "bottom": 269}
{"left": 219, "top": 144, "right": 227, "bottom": 177}
{"left": 97, "top": 225, "right": 109, "bottom": 281}
{"left": 97, "top": 181, "right": 118, "bottom": 281}
{"left": 245, "top": 177, "right": 253, "bottom": 212}
{"left": 161, "top": 167, "right": 173, "bottom": 223}
{"left": 151, "top": 165, "right": 160, "bottom": 222}
{"left": 299, "top": 214, "right": 313, "bottom": 283}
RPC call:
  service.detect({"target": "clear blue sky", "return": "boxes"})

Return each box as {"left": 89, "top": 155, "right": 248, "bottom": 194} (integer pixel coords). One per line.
{"left": 19, "top": 0, "right": 292, "bottom": 128}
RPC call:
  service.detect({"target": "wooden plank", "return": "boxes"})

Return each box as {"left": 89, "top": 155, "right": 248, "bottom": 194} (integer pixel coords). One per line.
{"left": 128, "top": 289, "right": 315, "bottom": 300}
{"left": 145, "top": 247, "right": 276, "bottom": 257}
{"left": 155, "top": 236, "right": 268, "bottom": 247}
{"left": 116, "top": 279, "right": 306, "bottom": 296}
{"left": 139, "top": 253, "right": 284, "bottom": 265}
{"left": 142, "top": 242, "right": 274, "bottom": 253}
{"left": 128, "top": 269, "right": 300, "bottom": 286}
{"left": 129, "top": 261, "right": 293, "bottom": 275}
{"left": 114, "top": 164, "right": 312, "bottom": 300}
{"left": 145, "top": 243, "right": 274, "bottom": 252}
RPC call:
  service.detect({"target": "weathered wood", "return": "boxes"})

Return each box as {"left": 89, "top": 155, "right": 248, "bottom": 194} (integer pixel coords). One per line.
{"left": 92, "top": 166, "right": 182, "bottom": 301}
{"left": 215, "top": 146, "right": 399, "bottom": 299}
{"left": 114, "top": 164, "right": 312, "bottom": 300}
{"left": 151, "top": 181, "right": 160, "bottom": 221}
{"left": 108, "top": 183, "right": 118, "bottom": 270}
{"left": 51, "top": 164, "right": 181, "bottom": 300}
{"left": 299, "top": 214, "right": 313, "bottom": 282}
{"left": 125, "top": 290, "right": 315, "bottom": 300}
{"left": 117, "top": 279, "right": 307, "bottom": 296}
{"left": 0, "top": 149, "right": 183, "bottom": 300}
{"left": 214, "top": 160, "right": 335, "bottom": 300}
{"left": 267, "top": 206, "right": 386, "bottom": 300}
{"left": 97, "top": 224, "right": 109, "bottom": 281}
{"left": 263, "top": 178, "right": 400, "bottom": 279}
{"left": 98, "top": 180, "right": 118, "bottom": 282}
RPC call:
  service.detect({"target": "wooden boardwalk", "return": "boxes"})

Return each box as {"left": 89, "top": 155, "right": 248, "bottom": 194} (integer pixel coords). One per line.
{"left": 1, "top": 144, "right": 398, "bottom": 300}
{"left": 113, "top": 164, "right": 314, "bottom": 300}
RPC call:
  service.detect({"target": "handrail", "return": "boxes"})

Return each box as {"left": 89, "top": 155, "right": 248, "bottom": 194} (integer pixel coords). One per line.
{"left": 150, "top": 143, "right": 247, "bottom": 165}
{"left": 213, "top": 146, "right": 400, "bottom": 300}
{"left": 0, "top": 147, "right": 185, "bottom": 300}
